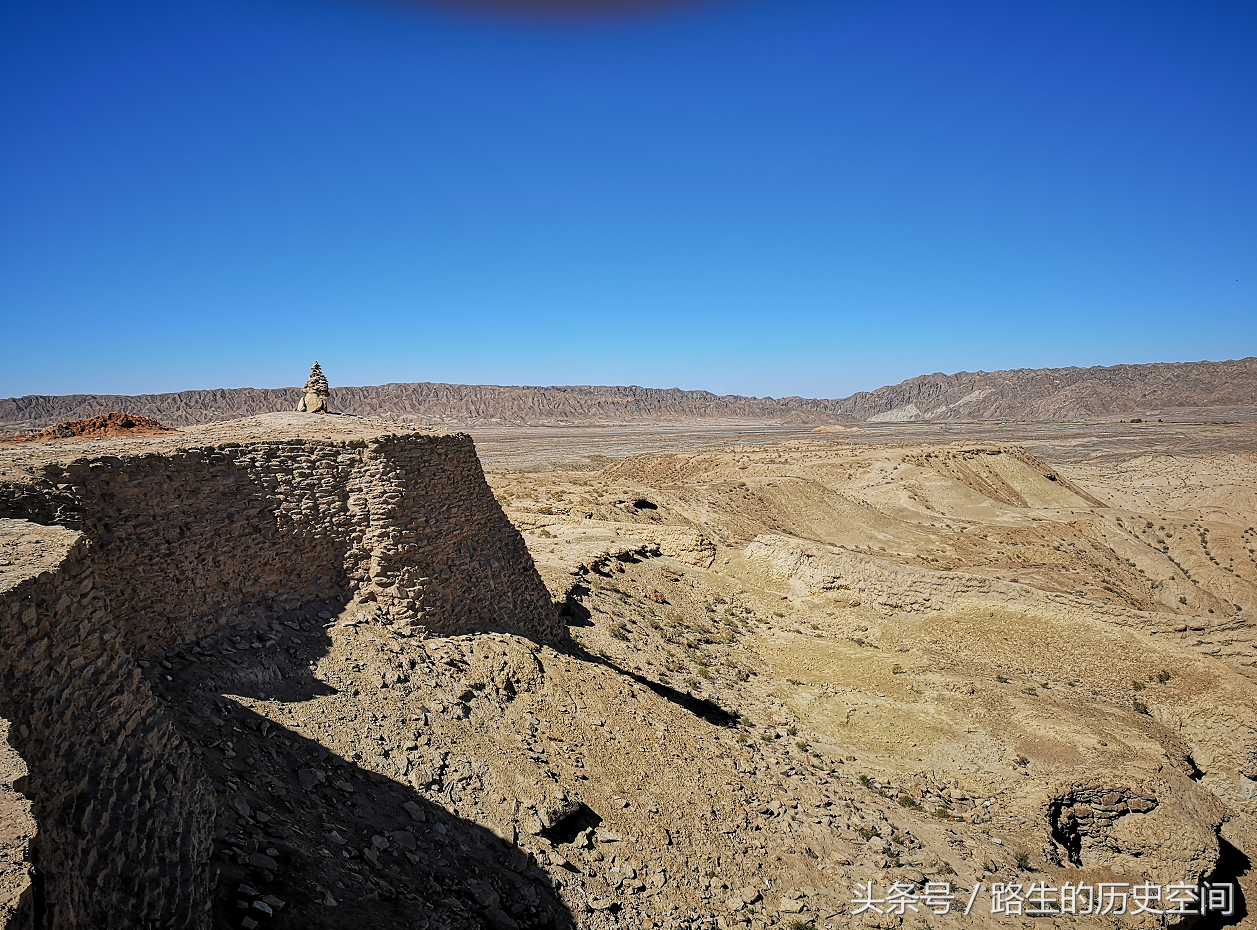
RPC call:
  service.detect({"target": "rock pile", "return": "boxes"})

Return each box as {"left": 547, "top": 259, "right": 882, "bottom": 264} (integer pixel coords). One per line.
{"left": 297, "top": 362, "right": 331, "bottom": 414}
{"left": 2, "top": 412, "right": 174, "bottom": 443}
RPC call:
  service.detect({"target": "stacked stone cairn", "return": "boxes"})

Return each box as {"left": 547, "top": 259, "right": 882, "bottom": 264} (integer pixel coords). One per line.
{"left": 296, "top": 361, "right": 331, "bottom": 413}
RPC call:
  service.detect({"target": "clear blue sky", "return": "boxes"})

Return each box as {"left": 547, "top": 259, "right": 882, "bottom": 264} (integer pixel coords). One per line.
{"left": 2, "top": 0, "right": 1254, "bottom": 399}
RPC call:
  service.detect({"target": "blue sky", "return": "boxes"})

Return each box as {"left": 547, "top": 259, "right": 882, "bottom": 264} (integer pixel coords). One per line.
{"left": 1, "top": 0, "right": 1254, "bottom": 399}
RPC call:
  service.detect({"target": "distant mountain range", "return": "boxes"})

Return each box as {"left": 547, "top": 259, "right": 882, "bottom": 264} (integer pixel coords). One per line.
{"left": 2, "top": 357, "right": 1254, "bottom": 433}
{"left": 800, "top": 356, "right": 1257, "bottom": 423}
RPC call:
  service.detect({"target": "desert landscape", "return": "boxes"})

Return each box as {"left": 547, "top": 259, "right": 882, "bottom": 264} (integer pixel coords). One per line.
{"left": 6, "top": 0, "right": 1253, "bottom": 924}
{"left": 0, "top": 363, "right": 1255, "bottom": 929}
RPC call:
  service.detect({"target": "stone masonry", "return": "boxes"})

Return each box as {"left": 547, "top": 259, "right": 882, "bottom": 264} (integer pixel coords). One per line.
{"left": 0, "top": 413, "right": 559, "bottom": 929}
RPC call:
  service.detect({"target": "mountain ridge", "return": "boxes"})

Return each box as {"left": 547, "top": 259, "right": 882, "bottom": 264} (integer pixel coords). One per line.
{"left": 2, "top": 357, "right": 1255, "bottom": 433}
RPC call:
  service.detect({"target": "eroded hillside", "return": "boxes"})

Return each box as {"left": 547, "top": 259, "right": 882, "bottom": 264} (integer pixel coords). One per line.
{"left": 484, "top": 426, "right": 1257, "bottom": 929}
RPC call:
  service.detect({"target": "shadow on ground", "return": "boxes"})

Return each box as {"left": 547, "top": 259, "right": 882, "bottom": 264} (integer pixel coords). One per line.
{"left": 1197, "top": 838, "right": 1250, "bottom": 930}
{"left": 151, "top": 597, "right": 575, "bottom": 930}
{"left": 560, "top": 639, "right": 738, "bottom": 728}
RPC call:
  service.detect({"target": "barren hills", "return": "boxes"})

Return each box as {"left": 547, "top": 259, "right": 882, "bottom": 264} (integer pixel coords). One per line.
{"left": 3, "top": 357, "right": 1255, "bottom": 434}
{"left": 806, "top": 357, "right": 1257, "bottom": 423}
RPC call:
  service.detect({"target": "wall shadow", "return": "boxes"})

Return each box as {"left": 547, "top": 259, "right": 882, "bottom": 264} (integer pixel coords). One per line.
{"left": 559, "top": 640, "right": 738, "bottom": 728}
{"left": 2, "top": 445, "right": 359, "bottom": 930}
{"left": 150, "top": 598, "right": 575, "bottom": 930}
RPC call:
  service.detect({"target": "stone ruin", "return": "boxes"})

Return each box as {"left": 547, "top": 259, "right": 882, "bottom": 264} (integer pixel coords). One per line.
{"left": 295, "top": 362, "right": 330, "bottom": 414}
{"left": 0, "top": 415, "right": 560, "bottom": 927}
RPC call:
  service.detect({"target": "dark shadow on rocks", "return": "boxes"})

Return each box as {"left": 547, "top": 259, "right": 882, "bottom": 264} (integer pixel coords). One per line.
{"left": 560, "top": 640, "right": 738, "bottom": 728}
{"left": 1194, "top": 837, "right": 1250, "bottom": 930}
{"left": 151, "top": 601, "right": 574, "bottom": 930}
{"left": 539, "top": 804, "right": 601, "bottom": 847}
{"left": 558, "top": 585, "right": 593, "bottom": 627}
{"left": 1, "top": 446, "right": 364, "bottom": 929}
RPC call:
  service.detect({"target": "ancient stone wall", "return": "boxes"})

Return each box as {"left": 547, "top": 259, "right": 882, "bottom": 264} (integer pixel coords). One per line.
{"left": 0, "top": 423, "right": 559, "bottom": 928}
{"left": 0, "top": 483, "right": 79, "bottom": 529}
{"left": 348, "top": 435, "right": 559, "bottom": 641}
{"left": 37, "top": 432, "right": 557, "bottom": 654}
{"left": 0, "top": 531, "right": 215, "bottom": 929}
